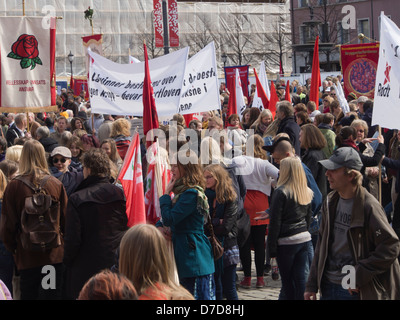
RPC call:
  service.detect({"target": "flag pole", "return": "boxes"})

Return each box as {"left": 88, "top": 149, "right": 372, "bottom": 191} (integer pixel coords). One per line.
{"left": 378, "top": 125, "right": 382, "bottom": 205}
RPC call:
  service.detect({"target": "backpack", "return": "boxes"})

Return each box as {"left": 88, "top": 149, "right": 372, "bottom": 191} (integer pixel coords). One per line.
{"left": 16, "top": 175, "right": 62, "bottom": 252}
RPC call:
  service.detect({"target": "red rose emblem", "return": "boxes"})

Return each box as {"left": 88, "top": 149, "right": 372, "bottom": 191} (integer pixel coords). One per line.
{"left": 7, "top": 34, "right": 42, "bottom": 70}
{"left": 12, "top": 34, "right": 39, "bottom": 59}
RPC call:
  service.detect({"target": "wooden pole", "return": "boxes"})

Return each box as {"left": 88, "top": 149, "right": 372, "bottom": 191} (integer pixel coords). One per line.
{"left": 378, "top": 125, "right": 382, "bottom": 205}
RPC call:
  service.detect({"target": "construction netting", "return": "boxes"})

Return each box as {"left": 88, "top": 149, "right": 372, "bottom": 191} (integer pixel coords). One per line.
{"left": 0, "top": 0, "right": 292, "bottom": 78}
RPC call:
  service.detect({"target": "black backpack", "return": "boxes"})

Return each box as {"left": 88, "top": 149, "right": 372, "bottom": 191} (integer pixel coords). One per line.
{"left": 16, "top": 175, "right": 62, "bottom": 252}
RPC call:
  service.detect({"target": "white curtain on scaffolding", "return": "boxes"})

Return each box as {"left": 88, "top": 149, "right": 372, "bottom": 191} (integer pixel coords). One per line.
{"left": 0, "top": 0, "right": 292, "bottom": 78}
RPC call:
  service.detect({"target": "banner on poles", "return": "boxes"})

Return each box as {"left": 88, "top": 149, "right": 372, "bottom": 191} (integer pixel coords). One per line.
{"left": 88, "top": 46, "right": 189, "bottom": 116}
{"left": 178, "top": 42, "right": 220, "bottom": 115}
{"left": 340, "top": 42, "right": 379, "bottom": 100}
{"left": 372, "top": 13, "right": 400, "bottom": 130}
{"left": 168, "top": 0, "right": 179, "bottom": 47}
{"left": 0, "top": 16, "right": 57, "bottom": 112}
{"left": 153, "top": 0, "right": 164, "bottom": 48}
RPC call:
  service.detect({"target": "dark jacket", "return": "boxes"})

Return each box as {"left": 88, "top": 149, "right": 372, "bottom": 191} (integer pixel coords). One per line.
{"left": 5, "top": 124, "right": 23, "bottom": 147}
{"left": 0, "top": 174, "right": 67, "bottom": 270}
{"left": 50, "top": 166, "right": 84, "bottom": 197}
{"left": 301, "top": 149, "right": 327, "bottom": 202}
{"left": 277, "top": 116, "right": 301, "bottom": 156}
{"left": 205, "top": 189, "right": 238, "bottom": 249}
{"left": 63, "top": 175, "right": 128, "bottom": 299}
{"left": 267, "top": 186, "right": 312, "bottom": 257}
{"left": 39, "top": 136, "right": 58, "bottom": 153}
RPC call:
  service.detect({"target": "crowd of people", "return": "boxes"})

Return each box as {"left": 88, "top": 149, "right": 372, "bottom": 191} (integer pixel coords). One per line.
{"left": 0, "top": 75, "right": 400, "bottom": 301}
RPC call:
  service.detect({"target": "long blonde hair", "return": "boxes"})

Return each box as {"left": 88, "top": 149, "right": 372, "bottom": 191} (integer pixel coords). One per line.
{"left": 277, "top": 157, "right": 313, "bottom": 205}
{"left": 119, "top": 224, "right": 193, "bottom": 300}
{"left": 18, "top": 139, "right": 50, "bottom": 184}
{"left": 203, "top": 164, "right": 237, "bottom": 203}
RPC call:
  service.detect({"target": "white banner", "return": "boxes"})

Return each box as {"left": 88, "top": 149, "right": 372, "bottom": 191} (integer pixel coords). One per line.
{"left": 0, "top": 16, "right": 56, "bottom": 111}
{"left": 372, "top": 13, "right": 400, "bottom": 130}
{"left": 88, "top": 46, "right": 189, "bottom": 116}
{"left": 178, "top": 42, "right": 220, "bottom": 115}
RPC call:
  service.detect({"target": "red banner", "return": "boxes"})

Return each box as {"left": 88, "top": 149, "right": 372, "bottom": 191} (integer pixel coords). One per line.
{"left": 340, "top": 43, "right": 379, "bottom": 100}
{"left": 153, "top": 0, "right": 164, "bottom": 48}
{"left": 72, "top": 78, "right": 89, "bottom": 100}
{"left": 224, "top": 65, "right": 250, "bottom": 99}
{"left": 168, "top": 0, "right": 179, "bottom": 47}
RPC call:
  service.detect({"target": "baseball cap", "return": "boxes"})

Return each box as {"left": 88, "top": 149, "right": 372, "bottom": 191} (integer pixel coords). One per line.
{"left": 262, "top": 136, "right": 292, "bottom": 153}
{"left": 51, "top": 146, "right": 72, "bottom": 159}
{"left": 319, "top": 147, "right": 363, "bottom": 171}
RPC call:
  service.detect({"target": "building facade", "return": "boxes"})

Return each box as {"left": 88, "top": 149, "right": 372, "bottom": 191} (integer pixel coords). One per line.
{"left": 290, "top": 0, "right": 400, "bottom": 74}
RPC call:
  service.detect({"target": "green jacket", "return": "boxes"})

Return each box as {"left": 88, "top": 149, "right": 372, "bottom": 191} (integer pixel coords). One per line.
{"left": 319, "top": 127, "right": 336, "bottom": 159}
{"left": 159, "top": 189, "right": 215, "bottom": 279}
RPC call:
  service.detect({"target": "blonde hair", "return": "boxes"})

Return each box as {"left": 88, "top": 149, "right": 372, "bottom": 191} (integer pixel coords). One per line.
{"left": 277, "top": 157, "right": 313, "bottom": 205}
{"left": 5, "top": 145, "right": 23, "bottom": 163}
{"left": 18, "top": 139, "right": 50, "bottom": 184}
{"left": 0, "top": 169, "right": 7, "bottom": 199}
{"left": 110, "top": 118, "right": 131, "bottom": 137}
{"left": 203, "top": 164, "right": 237, "bottom": 203}
{"left": 246, "top": 134, "right": 267, "bottom": 160}
{"left": 199, "top": 136, "right": 225, "bottom": 167}
{"left": 119, "top": 224, "right": 193, "bottom": 300}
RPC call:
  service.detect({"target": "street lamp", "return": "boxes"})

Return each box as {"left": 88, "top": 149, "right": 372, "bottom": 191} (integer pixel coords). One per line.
{"left": 221, "top": 53, "right": 227, "bottom": 68}
{"left": 68, "top": 51, "right": 74, "bottom": 77}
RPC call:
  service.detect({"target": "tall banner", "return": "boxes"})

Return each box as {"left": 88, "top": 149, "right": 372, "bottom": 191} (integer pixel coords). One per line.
{"left": 153, "top": 0, "right": 164, "bottom": 48}
{"left": 168, "top": 0, "right": 179, "bottom": 47}
{"left": 178, "top": 42, "right": 220, "bottom": 115}
{"left": 0, "top": 16, "right": 57, "bottom": 112}
{"left": 224, "top": 65, "right": 249, "bottom": 99}
{"left": 372, "top": 13, "right": 400, "bottom": 130}
{"left": 82, "top": 34, "right": 103, "bottom": 77}
{"left": 72, "top": 78, "right": 89, "bottom": 100}
{"left": 88, "top": 46, "right": 189, "bottom": 116}
{"left": 340, "top": 42, "right": 379, "bottom": 100}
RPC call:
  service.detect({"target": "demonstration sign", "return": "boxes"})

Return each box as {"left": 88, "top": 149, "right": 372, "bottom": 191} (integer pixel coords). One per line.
{"left": 88, "top": 46, "right": 189, "bottom": 116}
{"left": 179, "top": 41, "right": 220, "bottom": 114}
{"left": 372, "top": 13, "right": 400, "bottom": 130}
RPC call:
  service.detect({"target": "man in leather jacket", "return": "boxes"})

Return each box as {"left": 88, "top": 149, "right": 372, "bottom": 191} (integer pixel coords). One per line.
{"left": 305, "top": 147, "right": 400, "bottom": 300}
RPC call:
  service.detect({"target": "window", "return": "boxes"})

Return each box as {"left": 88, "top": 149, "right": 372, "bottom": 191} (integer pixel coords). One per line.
{"left": 358, "top": 19, "right": 370, "bottom": 42}
{"left": 337, "top": 21, "right": 350, "bottom": 44}
{"left": 300, "top": 25, "right": 314, "bottom": 44}
{"left": 299, "top": 0, "right": 308, "bottom": 8}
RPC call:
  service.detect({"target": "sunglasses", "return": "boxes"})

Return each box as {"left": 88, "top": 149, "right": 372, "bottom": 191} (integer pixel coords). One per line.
{"left": 53, "top": 158, "right": 67, "bottom": 164}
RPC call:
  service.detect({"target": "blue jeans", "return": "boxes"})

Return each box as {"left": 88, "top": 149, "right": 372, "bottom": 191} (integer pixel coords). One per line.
{"left": 320, "top": 279, "right": 360, "bottom": 300}
{"left": 277, "top": 241, "right": 310, "bottom": 300}
{"left": 222, "top": 264, "right": 238, "bottom": 300}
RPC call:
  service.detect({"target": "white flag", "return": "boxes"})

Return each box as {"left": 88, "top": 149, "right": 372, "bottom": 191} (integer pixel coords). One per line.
{"left": 251, "top": 61, "right": 270, "bottom": 110}
{"left": 235, "top": 68, "right": 247, "bottom": 117}
{"left": 334, "top": 83, "right": 350, "bottom": 114}
{"left": 372, "top": 13, "right": 400, "bottom": 130}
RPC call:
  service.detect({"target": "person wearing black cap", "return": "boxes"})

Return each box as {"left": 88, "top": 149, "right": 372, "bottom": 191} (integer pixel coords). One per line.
{"left": 305, "top": 147, "right": 400, "bottom": 300}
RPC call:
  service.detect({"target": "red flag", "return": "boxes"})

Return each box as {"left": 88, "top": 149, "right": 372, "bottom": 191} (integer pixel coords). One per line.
{"left": 183, "top": 114, "right": 193, "bottom": 127}
{"left": 285, "top": 80, "right": 291, "bottom": 103}
{"left": 253, "top": 68, "right": 269, "bottom": 109}
{"left": 309, "top": 36, "right": 321, "bottom": 105}
{"left": 143, "top": 43, "right": 159, "bottom": 147}
{"left": 226, "top": 75, "right": 237, "bottom": 119}
{"left": 118, "top": 132, "right": 146, "bottom": 227}
{"left": 279, "top": 60, "right": 283, "bottom": 75}
{"left": 268, "top": 81, "right": 279, "bottom": 119}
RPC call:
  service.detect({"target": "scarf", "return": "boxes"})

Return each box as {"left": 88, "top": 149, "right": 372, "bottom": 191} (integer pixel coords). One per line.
{"left": 172, "top": 178, "right": 209, "bottom": 220}
{"left": 343, "top": 138, "right": 359, "bottom": 151}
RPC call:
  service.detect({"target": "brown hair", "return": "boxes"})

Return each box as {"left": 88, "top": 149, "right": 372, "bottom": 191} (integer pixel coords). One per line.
{"left": 78, "top": 270, "right": 138, "bottom": 300}
{"left": 300, "top": 123, "right": 327, "bottom": 150}
{"left": 82, "top": 148, "right": 111, "bottom": 178}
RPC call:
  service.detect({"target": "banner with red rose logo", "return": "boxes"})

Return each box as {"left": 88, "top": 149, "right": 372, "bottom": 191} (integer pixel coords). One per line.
{"left": 0, "top": 16, "right": 57, "bottom": 112}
